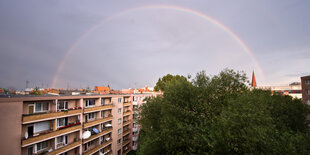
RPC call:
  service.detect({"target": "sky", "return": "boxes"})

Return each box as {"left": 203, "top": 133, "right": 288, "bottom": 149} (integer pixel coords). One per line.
{"left": 0, "top": 0, "right": 309, "bottom": 90}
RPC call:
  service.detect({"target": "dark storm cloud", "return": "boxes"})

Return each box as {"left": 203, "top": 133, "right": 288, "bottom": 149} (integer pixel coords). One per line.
{"left": 0, "top": 0, "right": 309, "bottom": 90}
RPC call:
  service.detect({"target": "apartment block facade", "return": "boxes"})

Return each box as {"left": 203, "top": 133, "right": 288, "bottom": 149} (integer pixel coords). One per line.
{"left": 0, "top": 93, "right": 157, "bottom": 155}
{"left": 301, "top": 76, "right": 310, "bottom": 125}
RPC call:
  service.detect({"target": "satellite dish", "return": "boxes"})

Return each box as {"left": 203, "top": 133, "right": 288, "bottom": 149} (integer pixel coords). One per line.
{"left": 82, "top": 131, "right": 91, "bottom": 139}
{"left": 105, "top": 124, "right": 112, "bottom": 127}
{"left": 25, "top": 132, "right": 28, "bottom": 139}
{"left": 92, "top": 128, "right": 99, "bottom": 134}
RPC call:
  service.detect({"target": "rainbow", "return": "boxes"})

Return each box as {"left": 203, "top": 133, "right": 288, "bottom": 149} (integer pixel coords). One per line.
{"left": 51, "top": 4, "right": 265, "bottom": 88}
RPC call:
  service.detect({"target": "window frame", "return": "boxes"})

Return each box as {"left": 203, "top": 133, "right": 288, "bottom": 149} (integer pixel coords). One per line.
{"left": 85, "top": 99, "right": 96, "bottom": 107}
{"left": 34, "top": 102, "right": 49, "bottom": 113}
{"left": 57, "top": 101, "right": 68, "bottom": 111}
{"left": 35, "top": 141, "right": 48, "bottom": 153}
{"left": 57, "top": 117, "right": 68, "bottom": 128}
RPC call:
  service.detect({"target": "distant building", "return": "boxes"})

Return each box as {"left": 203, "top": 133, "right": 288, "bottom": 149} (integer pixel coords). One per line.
{"left": 94, "top": 86, "right": 110, "bottom": 94}
{"left": 259, "top": 82, "right": 302, "bottom": 99}
{"left": 301, "top": 76, "right": 310, "bottom": 105}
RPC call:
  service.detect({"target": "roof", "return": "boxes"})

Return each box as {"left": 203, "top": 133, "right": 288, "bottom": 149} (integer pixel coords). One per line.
{"left": 94, "top": 86, "right": 110, "bottom": 91}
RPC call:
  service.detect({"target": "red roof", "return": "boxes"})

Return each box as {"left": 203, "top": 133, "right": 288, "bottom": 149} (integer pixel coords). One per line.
{"left": 94, "top": 86, "right": 110, "bottom": 91}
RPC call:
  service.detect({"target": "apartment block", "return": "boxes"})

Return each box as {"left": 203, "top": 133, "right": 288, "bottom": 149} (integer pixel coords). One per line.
{"left": 0, "top": 93, "right": 158, "bottom": 155}
{"left": 301, "top": 76, "right": 310, "bottom": 126}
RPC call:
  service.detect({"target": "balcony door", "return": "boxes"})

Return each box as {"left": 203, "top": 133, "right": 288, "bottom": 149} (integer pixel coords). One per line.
{"left": 28, "top": 104, "right": 34, "bottom": 114}
{"left": 27, "top": 125, "right": 34, "bottom": 137}
{"left": 27, "top": 146, "right": 33, "bottom": 155}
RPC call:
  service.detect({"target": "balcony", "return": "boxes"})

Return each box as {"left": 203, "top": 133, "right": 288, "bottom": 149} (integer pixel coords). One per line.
{"left": 84, "top": 104, "right": 112, "bottom": 113}
{"left": 132, "top": 136, "right": 138, "bottom": 141}
{"left": 83, "top": 139, "right": 112, "bottom": 155}
{"left": 46, "top": 140, "right": 81, "bottom": 155}
{"left": 123, "top": 139, "right": 131, "bottom": 146}
{"left": 22, "top": 124, "right": 81, "bottom": 147}
{"left": 123, "top": 129, "right": 130, "bottom": 136}
{"left": 133, "top": 144, "right": 137, "bottom": 150}
{"left": 123, "top": 120, "right": 131, "bottom": 126}
{"left": 22, "top": 109, "right": 82, "bottom": 124}
{"left": 122, "top": 146, "right": 131, "bottom": 155}
{"left": 123, "top": 110, "right": 131, "bottom": 116}
{"left": 84, "top": 116, "right": 113, "bottom": 128}
{"left": 123, "top": 102, "right": 131, "bottom": 107}
{"left": 83, "top": 127, "right": 113, "bottom": 144}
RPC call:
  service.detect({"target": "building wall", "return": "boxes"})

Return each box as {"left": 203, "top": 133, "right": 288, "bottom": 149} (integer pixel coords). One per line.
{"left": 0, "top": 101, "right": 23, "bottom": 155}
{"left": 111, "top": 96, "right": 123, "bottom": 155}
{"left": 301, "top": 76, "right": 310, "bottom": 104}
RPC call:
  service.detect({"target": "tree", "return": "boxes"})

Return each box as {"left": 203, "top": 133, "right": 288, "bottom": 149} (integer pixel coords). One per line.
{"left": 138, "top": 69, "right": 310, "bottom": 154}
{"left": 154, "top": 74, "right": 187, "bottom": 91}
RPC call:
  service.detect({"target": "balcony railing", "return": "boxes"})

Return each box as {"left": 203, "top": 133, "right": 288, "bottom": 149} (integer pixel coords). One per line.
{"left": 133, "top": 127, "right": 138, "bottom": 132}
{"left": 83, "top": 139, "right": 112, "bottom": 155}
{"left": 46, "top": 139, "right": 82, "bottom": 155}
{"left": 123, "top": 129, "right": 130, "bottom": 136}
{"left": 83, "top": 127, "right": 113, "bottom": 144}
{"left": 123, "top": 110, "right": 131, "bottom": 116}
{"left": 133, "top": 144, "right": 137, "bottom": 150}
{"left": 22, "top": 109, "right": 82, "bottom": 124}
{"left": 84, "top": 116, "right": 113, "bottom": 128}
{"left": 22, "top": 124, "right": 81, "bottom": 147}
{"left": 123, "top": 102, "right": 131, "bottom": 107}
{"left": 122, "top": 146, "right": 131, "bottom": 155}
{"left": 123, "top": 139, "right": 131, "bottom": 147}
{"left": 133, "top": 136, "right": 138, "bottom": 141}
{"left": 123, "top": 120, "right": 131, "bottom": 126}
{"left": 84, "top": 104, "right": 112, "bottom": 113}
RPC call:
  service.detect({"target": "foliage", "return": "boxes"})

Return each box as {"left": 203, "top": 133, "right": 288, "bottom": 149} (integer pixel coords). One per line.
{"left": 138, "top": 69, "right": 310, "bottom": 154}
{"left": 154, "top": 74, "right": 187, "bottom": 91}
{"left": 33, "top": 86, "right": 41, "bottom": 95}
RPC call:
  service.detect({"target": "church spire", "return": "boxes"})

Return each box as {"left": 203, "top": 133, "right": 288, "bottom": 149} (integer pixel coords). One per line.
{"left": 252, "top": 71, "right": 257, "bottom": 87}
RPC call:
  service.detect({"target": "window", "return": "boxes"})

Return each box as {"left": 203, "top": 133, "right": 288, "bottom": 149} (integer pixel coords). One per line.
{"left": 57, "top": 101, "right": 68, "bottom": 111}
{"left": 118, "top": 98, "right": 122, "bottom": 103}
{"left": 57, "top": 117, "right": 68, "bottom": 128}
{"left": 307, "top": 100, "right": 310, "bottom": 106}
{"left": 87, "top": 113, "right": 96, "bottom": 120}
{"left": 35, "top": 102, "right": 48, "bottom": 112}
{"left": 56, "top": 135, "right": 68, "bottom": 146}
{"left": 308, "top": 90, "right": 310, "bottom": 95}
{"left": 34, "top": 121, "right": 49, "bottom": 133}
{"left": 118, "top": 118, "right": 122, "bottom": 124}
{"left": 84, "top": 140, "right": 95, "bottom": 151}
{"left": 101, "top": 98, "right": 106, "bottom": 105}
{"left": 118, "top": 108, "right": 122, "bottom": 114}
{"left": 118, "top": 128, "right": 121, "bottom": 134}
{"left": 101, "top": 111, "right": 105, "bottom": 118}
{"left": 306, "top": 79, "right": 310, "bottom": 85}
{"left": 117, "top": 139, "right": 121, "bottom": 145}
{"left": 35, "top": 141, "right": 48, "bottom": 153}
{"left": 85, "top": 99, "right": 95, "bottom": 107}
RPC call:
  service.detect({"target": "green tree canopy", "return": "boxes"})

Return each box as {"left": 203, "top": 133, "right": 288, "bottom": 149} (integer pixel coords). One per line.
{"left": 154, "top": 74, "right": 187, "bottom": 91}
{"left": 138, "top": 69, "right": 310, "bottom": 154}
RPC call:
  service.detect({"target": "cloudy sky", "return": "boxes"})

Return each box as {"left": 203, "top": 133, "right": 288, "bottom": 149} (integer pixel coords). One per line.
{"left": 0, "top": 0, "right": 309, "bottom": 90}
